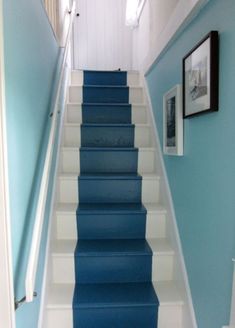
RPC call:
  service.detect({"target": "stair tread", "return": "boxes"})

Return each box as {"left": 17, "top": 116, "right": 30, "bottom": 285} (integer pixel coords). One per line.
{"left": 67, "top": 102, "right": 146, "bottom": 107}
{"left": 83, "top": 85, "right": 129, "bottom": 89}
{"left": 73, "top": 282, "right": 158, "bottom": 309}
{"left": 75, "top": 239, "right": 152, "bottom": 257}
{"left": 82, "top": 103, "right": 131, "bottom": 107}
{"left": 84, "top": 70, "right": 128, "bottom": 73}
{"left": 52, "top": 238, "right": 174, "bottom": 256}
{"left": 79, "top": 173, "right": 141, "bottom": 179}
{"left": 81, "top": 123, "right": 134, "bottom": 127}
{"left": 80, "top": 147, "right": 138, "bottom": 151}
{"left": 56, "top": 202, "right": 166, "bottom": 214}
{"left": 64, "top": 122, "right": 150, "bottom": 127}
{"left": 62, "top": 146, "right": 154, "bottom": 151}
{"left": 77, "top": 202, "right": 146, "bottom": 214}
{"left": 59, "top": 173, "right": 159, "bottom": 179}
{"left": 47, "top": 281, "right": 184, "bottom": 308}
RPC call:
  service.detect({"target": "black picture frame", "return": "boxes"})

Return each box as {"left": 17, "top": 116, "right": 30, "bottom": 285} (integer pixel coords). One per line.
{"left": 183, "top": 31, "right": 219, "bottom": 118}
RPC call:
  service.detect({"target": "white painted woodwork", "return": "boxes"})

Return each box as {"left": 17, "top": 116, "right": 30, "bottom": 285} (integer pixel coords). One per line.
{"left": 142, "top": 0, "right": 209, "bottom": 73}
{"left": 51, "top": 238, "right": 174, "bottom": 284}
{"left": 132, "top": 0, "right": 179, "bottom": 70}
{"left": 70, "top": 71, "right": 140, "bottom": 87}
{"left": 55, "top": 203, "right": 167, "bottom": 241}
{"left": 62, "top": 123, "right": 152, "bottom": 148}
{"left": 60, "top": 147, "right": 155, "bottom": 174}
{"left": 230, "top": 260, "right": 235, "bottom": 326}
{"left": 42, "top": 70, "right": 192, "bottom": 328}
{"left": 142, "top": 74, "right": 197, "bottom": 327}
{"left": 73, "top": 0, "right": 133, "bottom": 70}
{"left": 66, "top": 103, "right": 148, "bottom": 124}
{"left": 0, "top": 1, "right": 15, "bottom": 326}
{"left": 45, "top": 281, "right": 184, "bottom": 328}
{"left": 25, "top": 2, "right": 76, "bottom": 303}
{"left": 68, "top": 85, "right": 145, "bottom": 104}
{"left": 57, "top": 173, "right": 160, "bottom": 204}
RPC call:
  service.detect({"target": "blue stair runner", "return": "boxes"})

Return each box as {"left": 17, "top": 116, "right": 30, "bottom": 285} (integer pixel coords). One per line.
{"left": 73, "top": 70, "right": 159, "bottom": 327}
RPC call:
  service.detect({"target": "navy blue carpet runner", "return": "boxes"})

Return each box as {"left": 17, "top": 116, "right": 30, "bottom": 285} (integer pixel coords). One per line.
{"left": 73, "top": 70, "right": 159, "bottom": 328}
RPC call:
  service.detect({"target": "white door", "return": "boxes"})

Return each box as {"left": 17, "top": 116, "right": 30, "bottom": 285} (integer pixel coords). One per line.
{"left": 73, "top": 0, "right": 133, "bottom": 71}
{"left": 0, "top": 0, "right": 15, "bottom": 326}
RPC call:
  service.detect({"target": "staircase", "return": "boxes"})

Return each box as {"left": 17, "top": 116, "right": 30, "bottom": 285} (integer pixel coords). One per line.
{"left": 43, "top": 70, "right": 186, "bottom": 328}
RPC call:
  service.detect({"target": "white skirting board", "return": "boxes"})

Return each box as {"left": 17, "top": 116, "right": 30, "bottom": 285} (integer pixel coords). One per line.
{"left": 140, "top": 73, "right": 198, "bottom": 328}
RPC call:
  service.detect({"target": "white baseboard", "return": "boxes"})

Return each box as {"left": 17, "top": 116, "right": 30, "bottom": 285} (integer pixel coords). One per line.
{"left": 38, "top": 67, "right": 70, "bottom": 328}
{"left": 140, "top": 73, "right": 197, "bottom": 328}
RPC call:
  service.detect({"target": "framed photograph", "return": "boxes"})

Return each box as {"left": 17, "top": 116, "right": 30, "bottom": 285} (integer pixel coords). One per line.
{"left": 183, "top": 31, "right": 219, "bottom": 118}
{"left": 163, "top": 85, "right": 183, "bottom": 156}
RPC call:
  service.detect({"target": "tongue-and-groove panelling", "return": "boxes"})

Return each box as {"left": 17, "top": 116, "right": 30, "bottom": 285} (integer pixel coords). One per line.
{"left": 73, "top": 0, "right": 133, "bottom": 70}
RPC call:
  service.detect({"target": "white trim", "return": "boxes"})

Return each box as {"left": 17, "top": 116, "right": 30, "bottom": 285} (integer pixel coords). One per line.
{"left": 228, "top": 259, "right": 235, "bottom": 327}
{"left": 25, "top": 1, "right": 76, "bottom": 303}
{"left": 38, "top": 66, "right": 70, "bottom": 328}
{"left": 163, "top": 84, "right": 183, "bottom": 156}
{"left": 141, "top": 73, "right": 198, "bottom": 328}
{"left": 0, "top": 0, "right": 16, "bottom": 326}
{"left": 143, "top": 0, "right": 209, "bottom": 74}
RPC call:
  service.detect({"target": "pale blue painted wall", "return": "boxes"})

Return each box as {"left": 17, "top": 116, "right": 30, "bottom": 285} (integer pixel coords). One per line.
{"left": 3, "top": 0, "right": 61, "bottom": 326}
{"left": 146, "top": 0, "right": 235, "bottom": 327}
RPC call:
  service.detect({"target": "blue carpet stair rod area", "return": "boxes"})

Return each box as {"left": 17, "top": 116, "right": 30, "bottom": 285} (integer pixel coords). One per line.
{"left": 73, "top": 70, "right": 159, "bottom": 328}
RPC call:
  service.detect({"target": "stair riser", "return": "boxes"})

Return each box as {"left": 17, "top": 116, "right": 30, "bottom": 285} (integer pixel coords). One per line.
{"left": 71, "top": 71, "right": 140, "bottom": 86}
{"left": 63, "top": 125, "right": 152, "bottom": 148}
{"left": 57, "top": 176, "right": 160, "bottom": 204}
{"left": 74, "top": 255, "right": 152, "bottom": 284}
{"left": 52, "top": 254, "right": 174, "bottom": 284}
{"left": 80, "top": 149, "right": 138, "bottom": 174}
{"left": 81, "top": 125, "right": 134, "bottom": 148}
{"left": 46, "top": 305, "right": 183, "bottom": 328}
{"left": 79, "top": 178, "right": 142, "bottom": 203}
{"left": 77, "top": 213, "right": 146, "bottom": 239}
{"left": 158, "top": 305, "right": 183, "bottom": 328}
{"left": 61, "top": 148, "right": 155, "bottom": 174}
{"left": 73, "top": 306, "right": 158, "bottom": 328}
{"left": 69, "top": 86, "right": 144, "bottom": 104}
{"left": 82, "top": 104, "right": 132, "bottom": 124}
{"left": 56, "top": 211, "right": 166, "bottom": 240}
{"left": 83, "top": 86, "right": 129, "bottom": 103}
{"left": 66, "top": 104, "right": 148, "bottom": 124}
{"left": 83, "top": 71, "right": 127, "bottom": 86}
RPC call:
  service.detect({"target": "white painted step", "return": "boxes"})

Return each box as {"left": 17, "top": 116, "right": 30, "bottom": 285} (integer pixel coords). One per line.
{"left": 57, "top": 173, "right": 160, "bottom": 204}
{"left": 69, "top": 85, "right": 145, "bottom": 104}
{"left": 66, "top": 103, "right": 148, "bottom": 124}
{"left": 62, "top": 123, "right": 153, "bottom": 148}
{"left": 55, "top": 203, "right": 167, "bottom": 241}
{"left": 70, "top": 70, "right": 140, "bottom": 86}
{"left": 60, "top": 147, "right": 157, "bottom": 174}
{"left": 51, "top": 238, "right": 174, "bottom": 284}
{"left": 45, "top": 281, "right": 184, "bottom": 328}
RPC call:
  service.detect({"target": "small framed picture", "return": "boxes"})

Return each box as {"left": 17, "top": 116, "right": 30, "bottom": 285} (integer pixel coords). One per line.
{"left": 183, "top": 31, "right": 219, "bottom": 118}
{"left": 163, "top": 84, "right": 183, "bottom": 156}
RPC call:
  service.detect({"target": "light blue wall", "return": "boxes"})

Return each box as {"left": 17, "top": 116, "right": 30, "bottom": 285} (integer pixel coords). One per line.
{"left": 3, "top": 0, "right": 61, "bottom": 326}
{"left": 146, "top": 1, "right": 235, "bottom": 327}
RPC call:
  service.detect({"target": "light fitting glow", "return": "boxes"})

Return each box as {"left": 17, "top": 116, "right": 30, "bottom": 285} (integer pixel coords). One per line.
{"left": 126, "top": 0, "right": 145, "bottom": 28}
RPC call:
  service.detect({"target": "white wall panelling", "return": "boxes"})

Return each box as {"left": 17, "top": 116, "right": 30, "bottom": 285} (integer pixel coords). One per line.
{"left": 73, "top": 0, "right": 133, "bottom": 70}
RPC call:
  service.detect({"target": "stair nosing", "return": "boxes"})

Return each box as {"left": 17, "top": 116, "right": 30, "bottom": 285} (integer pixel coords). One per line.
{"left": 67, "top": 102, "right": 147, "bottom": 107}
{"left": 64, "top": 122, "right": 150, "bottom": 128}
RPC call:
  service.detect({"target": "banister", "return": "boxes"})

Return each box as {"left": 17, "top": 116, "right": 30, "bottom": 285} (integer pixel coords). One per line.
{"left": 23, "top": 0, "right": 76, "bottom": 304}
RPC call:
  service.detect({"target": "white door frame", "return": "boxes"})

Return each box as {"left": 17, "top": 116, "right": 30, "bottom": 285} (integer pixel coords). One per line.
{"left": 0, "top": 0, "right": 16, "bottom": 327}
